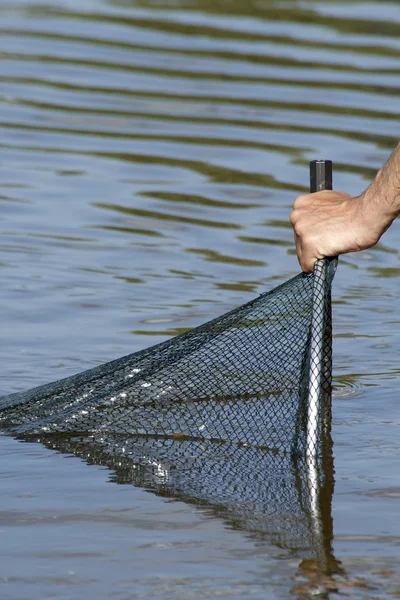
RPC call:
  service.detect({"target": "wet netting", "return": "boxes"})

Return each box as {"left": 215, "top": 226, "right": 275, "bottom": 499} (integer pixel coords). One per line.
{"left": 0, "top": 160, "right": 340, "bottom": 571}
{"left": 0, "top": 257, "right": 337, "bottom": 456}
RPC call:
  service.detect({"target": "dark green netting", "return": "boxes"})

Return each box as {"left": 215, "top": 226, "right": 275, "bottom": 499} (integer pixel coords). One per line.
{"left": 0, "top": 257, "right": 339, "bottom": 570}
{"left": 0, "top": 258, "right": 336, "bottom": 456}
{"left": 0, "top": 158, "right": 340, "bottom": 579}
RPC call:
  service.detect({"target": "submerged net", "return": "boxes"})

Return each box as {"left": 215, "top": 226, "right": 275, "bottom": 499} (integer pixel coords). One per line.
{"left": 0, "top": 255, "right": 339, "bottom": 570}
{"left": 0, "top": 258, "right": 337, "bottom": 456}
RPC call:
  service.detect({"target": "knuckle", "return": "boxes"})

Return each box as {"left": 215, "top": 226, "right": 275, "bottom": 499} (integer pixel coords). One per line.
{"left": 293, "top": 194, "right": 309, "bottom": 209}
{"left": 293, "top": 221, "right": 303, "bottom": 236}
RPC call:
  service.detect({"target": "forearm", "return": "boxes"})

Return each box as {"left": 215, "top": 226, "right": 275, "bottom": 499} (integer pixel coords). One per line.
{"left": 361, "top": 142, "right": 400, "bottom": 224}
{"left": 290, "top": 143, "right": 400, "bottom": 272}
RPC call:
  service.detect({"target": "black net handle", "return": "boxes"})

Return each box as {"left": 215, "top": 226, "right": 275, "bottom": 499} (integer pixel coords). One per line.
{"left": 310, "top": 160, "right": 332, "bottom": 193}
{"left": 306, "top": 159, "right": 334, "bottom": 458}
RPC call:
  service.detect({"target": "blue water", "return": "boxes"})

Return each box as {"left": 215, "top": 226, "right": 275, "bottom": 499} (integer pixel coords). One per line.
{"left": 1, "top": 0, "right": 400, "bottom": 597}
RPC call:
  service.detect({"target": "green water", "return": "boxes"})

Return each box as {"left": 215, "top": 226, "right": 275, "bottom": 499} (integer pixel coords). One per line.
{"left": 1, "top": 0, "right": 400, "bottom": 598}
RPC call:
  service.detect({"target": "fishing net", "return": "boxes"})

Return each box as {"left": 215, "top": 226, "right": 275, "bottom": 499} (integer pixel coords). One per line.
{"left": 0, "top": 159, "right": 342, "bottom": 578}
{"left": 0, "top": 258, "right": 337, "bottom": 456}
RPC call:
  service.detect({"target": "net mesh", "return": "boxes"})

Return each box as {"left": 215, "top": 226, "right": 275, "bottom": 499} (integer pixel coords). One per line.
{"left": 0, "top": 258, "right": 337, "bottom": 456}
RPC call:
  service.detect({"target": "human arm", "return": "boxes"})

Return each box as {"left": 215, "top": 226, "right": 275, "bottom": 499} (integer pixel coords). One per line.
{"left": 290, "top": 143, "right": 400, "bottom": 273}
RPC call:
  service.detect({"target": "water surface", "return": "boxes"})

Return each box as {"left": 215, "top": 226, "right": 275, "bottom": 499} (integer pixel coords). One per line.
{"left": 1, "top": 0, "right": 400, "bottom": 598}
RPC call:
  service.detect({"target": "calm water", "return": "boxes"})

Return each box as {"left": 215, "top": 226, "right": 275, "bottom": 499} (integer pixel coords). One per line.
{"left": 1, "top": 0, "right": 400, "bottom": 597}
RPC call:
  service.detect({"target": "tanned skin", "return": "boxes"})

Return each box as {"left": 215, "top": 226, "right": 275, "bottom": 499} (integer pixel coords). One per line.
{"left": 290, "top": 143, "right": 400, "bottom": 273}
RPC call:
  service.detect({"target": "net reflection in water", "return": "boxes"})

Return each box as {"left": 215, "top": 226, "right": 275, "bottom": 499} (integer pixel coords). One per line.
{"left": 29, "top": 427, "right": 338, "bottom": 568}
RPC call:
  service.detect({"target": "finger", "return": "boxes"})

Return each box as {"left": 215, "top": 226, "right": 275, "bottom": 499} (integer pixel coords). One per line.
{"left": 301, "top": 244, "right": 318, "bottom": 273}
{"left": 294, "top": 232, "right": 302, "bottom": 268}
